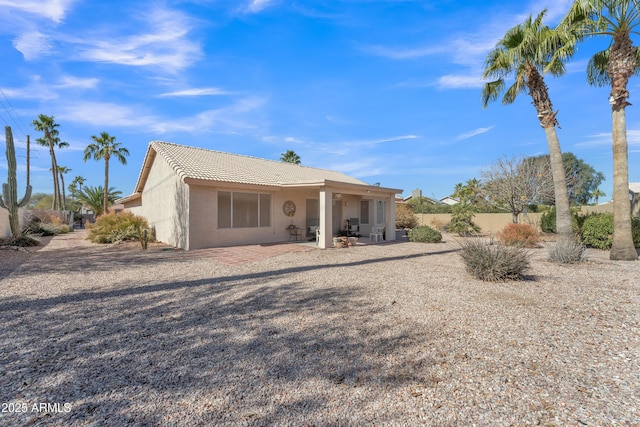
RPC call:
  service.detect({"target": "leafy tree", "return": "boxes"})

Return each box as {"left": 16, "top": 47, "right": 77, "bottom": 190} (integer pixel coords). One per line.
{"left": 76, "top": 186, "right": 122, "bottom": 216}
{"left": 32, "top": 114, "right": 68, "bottom": 210}
{"left": 528, "top": 152, "right": 605, "bottom": 205}
{"left": 482, "top": 157, "right": 554, "bottom": 224}
{"left": 84, "top": 132, "right": 129, "bottom": 216}
{"left": 482, "top": 9, "right": 575, "bottom": 244}
{"left": 27, "top": 193, "right": 53, "bottom": 210}
{"left": 562, "top": 0, "right": 638, "bottom": 260}
{"left": 280, "top": 150, "right": 301, "bottom": 164}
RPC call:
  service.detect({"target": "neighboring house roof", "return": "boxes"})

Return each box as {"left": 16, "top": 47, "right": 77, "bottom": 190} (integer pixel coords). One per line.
{"left": 440, "top": 196, "right": 459, "bottom": 205}
{"left": 402, "top": 195, "right": 441, "bottom": 204}
{"left": 120, "top": 141, "right": 400, "bottom": 203}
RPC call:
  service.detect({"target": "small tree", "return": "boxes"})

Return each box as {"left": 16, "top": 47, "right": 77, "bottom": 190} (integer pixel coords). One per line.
{"left": 448, "top": 181, "right": 481, "bottom": 236}
{"left": 482, "top": 156, "right": 553, "bottom": 223}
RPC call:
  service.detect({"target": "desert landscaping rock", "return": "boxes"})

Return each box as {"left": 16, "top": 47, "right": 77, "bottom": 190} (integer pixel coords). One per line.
{"left": 0, "top": 231, "right": 638, "bottom": 426}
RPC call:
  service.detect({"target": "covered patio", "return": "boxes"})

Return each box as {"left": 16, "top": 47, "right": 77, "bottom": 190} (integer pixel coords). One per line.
{"left": 285, "top": 180, "right": 400, "bottom": 249}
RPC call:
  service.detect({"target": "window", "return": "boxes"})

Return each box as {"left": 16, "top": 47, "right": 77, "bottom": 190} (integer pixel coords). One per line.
{"left": 360, "top": 200, "right": 370, "bottom": 225}
{"left": 218, "top": 191, "right": 271, "bottom": 228}
{"left": 376, "top": 200, "right": 385, "bottom": 224}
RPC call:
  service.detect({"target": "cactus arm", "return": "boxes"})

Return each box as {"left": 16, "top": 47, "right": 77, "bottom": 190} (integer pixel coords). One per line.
{"left": 17, "top": 185, "right": 32, "bottom": 208}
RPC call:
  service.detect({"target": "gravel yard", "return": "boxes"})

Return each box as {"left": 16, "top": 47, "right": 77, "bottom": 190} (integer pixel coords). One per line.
{"left": 1, "top": 231, "right": 639, "bottom": 426}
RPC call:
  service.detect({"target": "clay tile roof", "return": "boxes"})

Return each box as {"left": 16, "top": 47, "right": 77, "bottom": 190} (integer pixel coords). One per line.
{"left": 150, "top": 141, "right": 368, "bottom": 187}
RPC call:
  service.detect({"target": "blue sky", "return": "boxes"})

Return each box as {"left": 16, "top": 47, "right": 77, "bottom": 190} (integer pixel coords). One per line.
{"left": 0, "top": 0, "right": 637, "bottom": 201}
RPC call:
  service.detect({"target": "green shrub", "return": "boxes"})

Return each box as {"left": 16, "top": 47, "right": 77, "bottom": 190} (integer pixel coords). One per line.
{"left": 87, "top": 212, "right": 152, "bottom": 248}
{"left": 540, "top": 207, "right": 556, "bottom": 233}
{"left": 395, "top": 204, "right": 418, "bottom": 229}
{"left": 459, "top": 239, "right": 530, "bottom": 282}
{"left": 581, "top": 213, "right": 640, "bottom": 249}
{"left": 407, "top": 225, "right": 442, "bottom": 243}
{"left": 547, "top": 239, "right": 587, "bottom": 264}
{"left": 581, "top": 213, "right": 614, "bottom": 249}
{"left": 540, "top": 206, "right": 580, "bottom": 234}
{"left": 497, "top": 223, "right": 539, "bottom": 248}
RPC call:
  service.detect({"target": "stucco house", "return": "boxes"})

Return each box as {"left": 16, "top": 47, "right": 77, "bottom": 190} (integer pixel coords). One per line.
{"left": 118, "top": 141, "right": 402, "bottom": 250}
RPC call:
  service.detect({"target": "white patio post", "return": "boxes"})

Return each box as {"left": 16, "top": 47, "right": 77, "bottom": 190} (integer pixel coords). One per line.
{"left": 385, "top": 194, "right": 396, "bottom": 241}
{"left": 319, "top": 189, "right": 333, "bottom": 248}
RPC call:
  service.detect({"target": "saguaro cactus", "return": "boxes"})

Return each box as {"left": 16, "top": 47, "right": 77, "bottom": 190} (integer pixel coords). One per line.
{"left": 0, "top": 126, "right": 32, "bottom": 237}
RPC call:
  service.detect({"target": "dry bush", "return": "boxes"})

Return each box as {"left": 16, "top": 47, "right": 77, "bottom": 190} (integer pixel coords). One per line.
{"left": 547, "top": 239, "right": 587, "bottom": 264}
{"left": 87, "top": 212, "right": 152, "bottom": 248}
{"left": 497, "top": 223, "right": 539, "bottom": 248}
{"left": 395, "top": 204, "right": 418, "bottom": 229}
{"left": 459, "top": 239, "right": 530, "bottom": 282}
{"left": 430, "top": 218, "right": 447, "bottom": 231}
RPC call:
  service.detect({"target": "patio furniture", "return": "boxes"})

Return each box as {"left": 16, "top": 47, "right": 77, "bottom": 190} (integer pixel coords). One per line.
{"left": 369, "top": 224, "right": 384, "bottom": 242}
{"left": 307, "top": 218, "right": 319, "bottom": 241}
{"left": 348, "top": 218, "right": 360, "bottom": 237}
{"left": 288, "top": 225, "right": 301, "bottom": 241}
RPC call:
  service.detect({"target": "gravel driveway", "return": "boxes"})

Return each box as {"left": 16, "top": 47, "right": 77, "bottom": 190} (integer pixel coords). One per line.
{"left": 1, "top": 231, "right": 639, "bottom": 426}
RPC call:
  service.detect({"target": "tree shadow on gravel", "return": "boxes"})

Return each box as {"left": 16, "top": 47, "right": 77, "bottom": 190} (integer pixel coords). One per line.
{"left": 0, "top": 252, "right": 454, "bottom": 426}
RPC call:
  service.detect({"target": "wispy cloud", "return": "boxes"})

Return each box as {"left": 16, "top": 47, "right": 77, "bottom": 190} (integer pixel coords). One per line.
{"left": 2, "top": 74, "right": 99, "bottom": 101}
{"left": 0, "top": 0, "right": 76, "bottom": 23}
{"left": 437, "top": 74, "right": 484, "bottom": 89}
{"left": 455, "top": 126, "right": 493, "bottom": 141}
{"left": 576, "top": 130, "right": 640, "bottom": 148}
{"left": 157, "top": 87, "right": 232, "bottom": 97}
{"left": 74, "top": 8, "right": 201, "bottom": 73}
{"left": 13, "top": 31, "right": 53, "bottom": 60}
{"left": 361, "top": 44, "right": 445, "bottom": 60}
{"left": 245, "top": 0, "right": 277, "bottom": 13}
{"left": 318, "top": 135, "right": 418, "bottom": 156}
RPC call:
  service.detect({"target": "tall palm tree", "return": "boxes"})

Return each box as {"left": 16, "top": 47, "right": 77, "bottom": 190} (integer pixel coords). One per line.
{"left": 280, "top": 150, "right": 301, "bottom": 164}
{"left": 482, "top": 10, "right": 574, "bottom": 244}
{"left": 83, "top": 132, "right": 129, "bottom": 215}
{"left": 562, "top": 0, "right": 639, "bottom": 260}
{"left": 32, "top": 114, "right": 65, "bottom": 210}
{"left": 591, "top": 188, "right": 606, "bottom": 204}
{"left": 56, "top": 166, "right": 71, "bottom": 211}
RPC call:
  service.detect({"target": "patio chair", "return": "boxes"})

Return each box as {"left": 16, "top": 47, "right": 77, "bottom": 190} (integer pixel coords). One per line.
{"left": 369, "top": 224, "right": 384, "bottom": 242}
{"left": 348, "top": 218, "right": 360, "bottom": 237}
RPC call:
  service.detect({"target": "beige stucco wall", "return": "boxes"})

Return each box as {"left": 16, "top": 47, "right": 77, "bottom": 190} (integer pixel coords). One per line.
{"left": 0, "top": 208, "right": 29, "bottom": 238}
{"left": 188, "top": 187, "right": 336, "bottom": 248}
{"left": 415, "top": 204, "right": 615, "bottom": 235}
{"left": 125, "top": 155, "right": 190, "bottom": 249}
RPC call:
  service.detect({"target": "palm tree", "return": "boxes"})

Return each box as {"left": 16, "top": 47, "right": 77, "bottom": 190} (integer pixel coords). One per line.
{"left": 32, "top": 114, "right": 67, "bottom": 210}
{"left": 590, "top": 188, "right": 606, "bottom": 204}
{"left": 56, "top": 166, "right": 71, "bottom": 211}
{"left": 83, "top": 132, "right": 129, "bottom": 215}
{"left": 76, "top": 185, "right": 122, "bottom": 216}
{"left": 561, "top": 0, "right": 638, "bottom": 260}
{"left": 482, "top": 10, "right": 574, "bottom": 245}
{"left": 280, "top": 150, "right": 301, "bottom": 164}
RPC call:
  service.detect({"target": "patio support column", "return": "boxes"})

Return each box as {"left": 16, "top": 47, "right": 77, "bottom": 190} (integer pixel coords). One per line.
{"left": 319, "top": 188, "right": 332, "bottom": 248}
{"left": 385, "top": 194, "right": 396, "bottom": 241}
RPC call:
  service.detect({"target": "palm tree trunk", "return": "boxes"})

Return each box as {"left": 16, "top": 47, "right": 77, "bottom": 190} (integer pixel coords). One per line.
{"left": 103, "top": 157, "right": 110, "bottom": 215}
{"left": 610, "top": 107, "right": 637, "bottom": 260}
{"left": 59, "top": 172, "right": 66, "bottom": 211}
{"left": 543, "top": 127, "right": 573, "bottom": 244}
{"left": 48, "top": 139, "right": 60, "bottom": 211}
